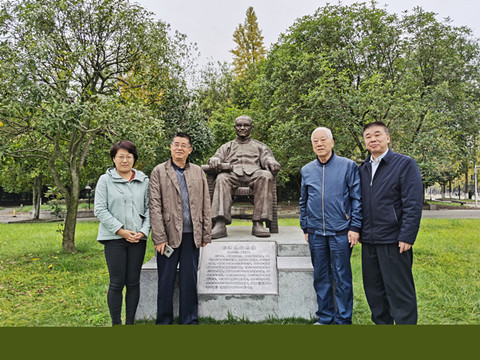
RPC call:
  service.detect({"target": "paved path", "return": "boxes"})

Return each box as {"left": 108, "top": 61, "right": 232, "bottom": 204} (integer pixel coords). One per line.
{"left": 0, "top": 207, "right": 97, "bottom": 223}
{"left": 420, "top": 209, "right": 480, "bottom": 219}
{"left": 1, "top": 206, "right": 480, "bottom": 223}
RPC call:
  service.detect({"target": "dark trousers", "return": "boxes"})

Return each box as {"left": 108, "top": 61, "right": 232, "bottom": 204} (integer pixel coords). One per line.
{"left": 156, "top": 233, "right": 200, "bottom": 325}
{"left": 103, "top": 239, "right": 147, "bottom": 325}
{"left": 361, "top": 243, "right": 417, "bottom": 324}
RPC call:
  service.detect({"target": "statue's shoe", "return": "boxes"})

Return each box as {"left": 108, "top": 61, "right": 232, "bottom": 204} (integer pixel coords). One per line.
{"left": 252, "top": 224, "right": 270, "bottom": 237}
{"left": 212, "top": 226, "right": 227, "bottom": 239}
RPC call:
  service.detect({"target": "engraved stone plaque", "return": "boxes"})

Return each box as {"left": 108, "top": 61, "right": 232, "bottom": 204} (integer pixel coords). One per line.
{"left": 198, "top": 241, "right": 277, "bottom": 295}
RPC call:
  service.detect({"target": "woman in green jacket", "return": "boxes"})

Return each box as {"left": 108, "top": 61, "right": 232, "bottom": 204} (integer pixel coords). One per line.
{"left": 94, "top": 140, "right": 150, "bottom": 325}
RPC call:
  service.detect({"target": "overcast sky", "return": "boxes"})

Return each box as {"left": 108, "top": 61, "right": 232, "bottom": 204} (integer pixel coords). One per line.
{"left": 135, "top": 0, "right": 480, "bottom": 67}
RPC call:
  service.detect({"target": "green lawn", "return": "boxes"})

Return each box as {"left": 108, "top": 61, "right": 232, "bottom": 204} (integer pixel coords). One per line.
{"left": 0, "top": 218, "right": 478, "bottom": 326}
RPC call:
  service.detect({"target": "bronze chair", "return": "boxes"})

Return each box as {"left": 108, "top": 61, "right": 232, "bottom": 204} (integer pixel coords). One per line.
{"left": 201, "top": 164, "right": 279, "bottom": 233}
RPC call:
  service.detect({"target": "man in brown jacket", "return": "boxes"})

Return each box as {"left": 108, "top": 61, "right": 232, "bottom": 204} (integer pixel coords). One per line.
{"left": 149, "top": 132, "right": 211, "bottom": 324}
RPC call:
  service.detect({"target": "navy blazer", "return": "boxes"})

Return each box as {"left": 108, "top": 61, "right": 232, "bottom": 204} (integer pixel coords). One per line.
{"left": 359, "top": 149, "right": 423, "bottom": 245}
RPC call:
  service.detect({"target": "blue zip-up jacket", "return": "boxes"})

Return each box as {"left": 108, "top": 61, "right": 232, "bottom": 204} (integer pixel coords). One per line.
{"left": 94, "top": 167, "right": 150, "bottom": 241}
{"left": 359, "top": 149, "right": 423, "bottom": 245}
{"left": 299, "top": 152, "right": 362, "bottom": 236}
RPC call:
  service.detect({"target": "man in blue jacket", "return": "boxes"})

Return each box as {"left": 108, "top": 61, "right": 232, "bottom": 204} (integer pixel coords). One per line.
{"left": 299, "top": 127, "right": 362, "bottom": 325}
{"left": 359, "top": 121, "right": 423, "bottom": 324}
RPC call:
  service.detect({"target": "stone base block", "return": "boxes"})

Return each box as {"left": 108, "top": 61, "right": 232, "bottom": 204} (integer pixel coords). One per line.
{"left": 135, "top": 226, "right": 316, "bottom": 322}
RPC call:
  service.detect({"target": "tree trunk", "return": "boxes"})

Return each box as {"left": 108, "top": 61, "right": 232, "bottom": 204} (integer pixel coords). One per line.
{"left": 32, "top": 174, "right": 43, "bottom": 220}
{"left": 62, "top": 195, "right": 79, "bottom": 252}
{"left": 62, "top": 172, "right": 81, "bottom": 252}
{"left": 62, "top": 203, "right": 78, "bottom": 252}
{"left": 465, "top": 171, "right": 469, "bottom": 200}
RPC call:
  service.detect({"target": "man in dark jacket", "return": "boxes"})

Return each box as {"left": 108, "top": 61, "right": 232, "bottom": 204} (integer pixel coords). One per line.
{"left": 299, "top": 127, "right": 362, "bottom": 325}
{"left": 359, "top": 121, "right": 423, "bottom": 325}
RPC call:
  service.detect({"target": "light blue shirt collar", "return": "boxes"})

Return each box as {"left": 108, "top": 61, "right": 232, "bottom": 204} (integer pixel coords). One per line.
{"left": 370, "top": 148, "right": 389, "bottom": 179}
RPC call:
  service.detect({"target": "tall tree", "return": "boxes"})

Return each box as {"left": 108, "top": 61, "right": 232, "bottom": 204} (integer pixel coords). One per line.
{"left": 0, "top": 0, "right": 191, "bottom": 251}
{"left": 399, "top": 7, "right": 480, "bottom": 189}
{"left": 230, "top": 6, "right": 266, "bottom": 77}
{"left": 255, "top": 2, "right": 480, "bottom": 195}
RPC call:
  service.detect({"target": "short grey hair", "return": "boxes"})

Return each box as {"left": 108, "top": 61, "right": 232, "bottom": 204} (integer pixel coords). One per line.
{"left": 311, "top": 127, "right": 333, "bottom": 142}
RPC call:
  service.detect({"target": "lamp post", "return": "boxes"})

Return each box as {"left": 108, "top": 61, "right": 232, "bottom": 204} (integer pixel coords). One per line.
{"left": 475, "top": 164, "right": 479, "bottom": 208}
{"left": 85, "top": 183, "right": 92, "bottom": 209}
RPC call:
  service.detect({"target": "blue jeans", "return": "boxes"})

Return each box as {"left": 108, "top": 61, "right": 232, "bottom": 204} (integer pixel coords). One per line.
{"left": 308, "top": 233, "right": 353, "bottom": 324}
{"left": 103, "top": 239, "right": 147, "bottom": 325}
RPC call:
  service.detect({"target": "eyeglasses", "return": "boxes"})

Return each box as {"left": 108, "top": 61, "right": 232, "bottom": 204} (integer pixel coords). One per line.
{"left": 172, "top": 142, "right": 191, "bottom": 149}
{"left": 115, "top": 155, "right": 134, "bottom": 161}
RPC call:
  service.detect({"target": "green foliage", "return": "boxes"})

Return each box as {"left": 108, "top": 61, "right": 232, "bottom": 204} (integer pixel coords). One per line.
{"left": 196, "top": 61, "right": 266, "bottom": 160}
{"left": 254, "top": 2, "right": 480, "bottom": 188}
{"left": 196, "top": 61, "right": 235, "bottom": 119}
{"left": 0, "top": 157, "right": 48, "bottom": 193}
{"left": 153, "top": 85, "right": 213, "bottom": 165}
{"left": 0, "top": 0, "right": 197, "bottom": 250}
{"left": 44, "top": 186, "right": 65, "bottom": 218}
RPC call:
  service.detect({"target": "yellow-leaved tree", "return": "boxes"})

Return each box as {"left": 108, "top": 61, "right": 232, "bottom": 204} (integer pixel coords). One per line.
{"left": 231, "top": 7, "right": 266, "bottom": 77}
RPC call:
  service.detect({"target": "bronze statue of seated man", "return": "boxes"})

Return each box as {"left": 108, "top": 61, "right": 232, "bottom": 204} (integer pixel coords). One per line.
{"left": 207, "top": 115, "right": 281, "bottom": 239}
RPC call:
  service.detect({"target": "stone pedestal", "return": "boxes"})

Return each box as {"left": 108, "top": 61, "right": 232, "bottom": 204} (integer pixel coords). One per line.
{"left": 135, "top": 226, "right": 316, "bottom": 322}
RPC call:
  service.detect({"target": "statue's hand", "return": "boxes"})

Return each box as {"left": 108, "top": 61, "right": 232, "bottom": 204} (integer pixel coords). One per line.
{"left": 208, "top": 156, "right": 221, "bottom": 170}
{"left": 266, "top": 159, "right": 281, "bottom": 175}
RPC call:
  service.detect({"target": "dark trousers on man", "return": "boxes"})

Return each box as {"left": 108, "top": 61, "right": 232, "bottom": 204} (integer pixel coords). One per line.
{"left": 361, "top": 243, "right": 417, "bottom": 324}
{"left": 156, "top": 232, "right": 200, "bottom": 325}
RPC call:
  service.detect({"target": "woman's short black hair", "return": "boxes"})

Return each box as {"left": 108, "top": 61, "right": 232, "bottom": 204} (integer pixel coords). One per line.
{"left": 110, "top": 140, "right": 139, "bottom": 165}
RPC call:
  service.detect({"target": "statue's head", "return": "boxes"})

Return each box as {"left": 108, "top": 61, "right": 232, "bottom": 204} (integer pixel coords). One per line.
{"left": 234, "top": 115, "right": 253, "bottom": 139}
